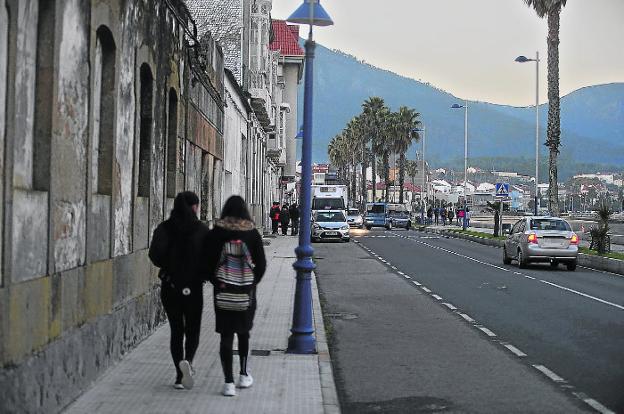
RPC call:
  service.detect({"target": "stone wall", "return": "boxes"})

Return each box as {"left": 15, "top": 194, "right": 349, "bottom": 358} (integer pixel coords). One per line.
{"left": 0, "top": 1, "right": 223, "bottom": 413}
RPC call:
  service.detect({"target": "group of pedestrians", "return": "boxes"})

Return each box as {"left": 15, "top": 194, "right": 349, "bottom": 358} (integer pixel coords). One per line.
{"left": 269, "top": 202, "right": 300, "bottom": 236}
{"left": 149, "top": 192, "right": 267, "bottom": 397}
{"left": 426, "top": 206, "right": 471, "bottom": 227}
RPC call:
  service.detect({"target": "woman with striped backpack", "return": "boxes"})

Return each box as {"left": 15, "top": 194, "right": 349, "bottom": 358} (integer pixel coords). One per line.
{"left": 205, "top": 196, "right": 266, "bottom": 397}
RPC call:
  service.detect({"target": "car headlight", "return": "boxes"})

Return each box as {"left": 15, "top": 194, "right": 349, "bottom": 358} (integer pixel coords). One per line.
{"left": 341, "top": 225, "right": 349, "bottom": 230}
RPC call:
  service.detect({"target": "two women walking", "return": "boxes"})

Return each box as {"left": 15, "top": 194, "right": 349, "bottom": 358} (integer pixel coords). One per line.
{"left": 149, "top": 192, "right": 266, "bottom": 396}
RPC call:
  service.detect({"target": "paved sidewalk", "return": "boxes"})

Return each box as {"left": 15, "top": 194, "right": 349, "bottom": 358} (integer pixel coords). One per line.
{"left": 63, "top": 236, "right": 339, "bottom": 414}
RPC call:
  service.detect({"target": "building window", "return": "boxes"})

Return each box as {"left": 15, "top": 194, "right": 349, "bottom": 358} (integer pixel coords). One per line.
{"left": 138, "top": 64, "right": 153, "bottom": 197}
{"left": 166, "top": 88, "right": 178, "bottom": 198}
{"left": 33, "top": 0, "right": 55, "bottom": 191}
{"left": 94, "top": 26, "right": 115, "bottom": 195}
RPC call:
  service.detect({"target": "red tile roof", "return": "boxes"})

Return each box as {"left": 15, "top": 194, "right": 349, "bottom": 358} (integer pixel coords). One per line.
{"left": 270, "top": 20, "right": 304, "bottom": 56}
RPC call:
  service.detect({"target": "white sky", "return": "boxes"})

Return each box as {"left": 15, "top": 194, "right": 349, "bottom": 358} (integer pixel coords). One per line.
{"left": 271, "top": 0, "right": 624, "bottom": 106}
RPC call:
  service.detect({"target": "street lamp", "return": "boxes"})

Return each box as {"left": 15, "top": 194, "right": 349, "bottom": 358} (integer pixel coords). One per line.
{"left": 413, "top": 127, "right": 426, "bottom": 224}
{"left": 451, "top": 101, "right": 468, "bottom": 230}
{"left": 286, "top": 0, "right": 333, "bottom": 354}
{"left": 515, "top": 52, "right": 540, "bottom": 216}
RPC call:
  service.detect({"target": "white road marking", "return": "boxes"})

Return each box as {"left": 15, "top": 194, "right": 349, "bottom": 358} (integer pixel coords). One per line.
{"left": 431, "top": 294, "right": 443, "bottom": 300}
{"left": 391, "top": 266, "right": 397, "bottom": 270}
{"left": 477, "top": 326, "right": 497, "bottom": 337}
{"left": 533, "top": 365, "right": 565, "bottom": 382}
{"left": 421, "top": 287, "right": 432, "bottom": 293}
{"left": 524, "top": 275, "right": 536, "bottom": 280}
{"left": 442, "top": 303, "right": 457, "bottom": 310}
{"left": 397, "top": 271, "right": 405, "bottom": 275}
{"left": 540, "top": 280, "right": 624, "bottom": 311}
{"left": 412, "top": 281, "right": 421, "bottom": 286}
{"left": 572, "top": 393, "right": 616, "bottom": 414}
{"left": 459, "top": 313, "right": 475, "bottom": 323}
{"left": 503, "top": 344, "right": 527, "bottom": 357}
{"left": 403, "top": 275, "right": 411, "bottom": 279}
{"left": 513, "top": 272, "right": 523, "bottom": 275}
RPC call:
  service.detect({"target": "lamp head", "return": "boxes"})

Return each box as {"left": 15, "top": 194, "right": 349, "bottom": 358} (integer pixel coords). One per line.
{"left": 451, "top": 104, "right": 464, "bottom": 109}
{"left": 287, "top": 0, "right": 334, "bottom": 27}
{"left": 515, "top": 55, "right": 531, "bottom": 63}
{"left": 295, "top": 126, "right": 304, "bottom": 139}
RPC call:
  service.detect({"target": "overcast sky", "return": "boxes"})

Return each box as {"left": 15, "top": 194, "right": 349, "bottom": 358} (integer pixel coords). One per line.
{"left": 271, "top": 0, "right": 624, "bottom": 106}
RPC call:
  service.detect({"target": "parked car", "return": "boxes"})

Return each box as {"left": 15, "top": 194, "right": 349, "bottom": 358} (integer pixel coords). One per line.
{"left": 364, "top": 202, "right": 390, "bottom": 230}
{"left": 346, "top": 208, "right": 364, "bottom": 228}
{"left": 503, "top": 216, "right": 579, "bottom": 271}
{"left": 387, "top": 209, "right": 411, "bottom": 230}
{"left": 311, "top": 210, "right": 350, "bottom": 242}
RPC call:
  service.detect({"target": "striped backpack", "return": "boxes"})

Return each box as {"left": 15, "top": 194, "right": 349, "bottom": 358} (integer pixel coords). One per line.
{"left": 214, "top": 240, "right": 256, "bottom": 311}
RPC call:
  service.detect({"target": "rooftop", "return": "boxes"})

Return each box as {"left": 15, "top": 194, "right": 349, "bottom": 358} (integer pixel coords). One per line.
{"left": 270, "top": 20, "right": 304, "bottom": 57}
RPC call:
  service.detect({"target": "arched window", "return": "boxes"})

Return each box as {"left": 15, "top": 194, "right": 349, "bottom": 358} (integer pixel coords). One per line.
{"left": 94, "top": 26, "right": 115, "bottom": 195}
{"left": 166, "top": 88, "right": 178, "bottom": 198}
{"left": 33, "top": 0, "right": 55, "bottom": 191}
{"left": 138, "top": 64, "right": 153, "bottom": 197}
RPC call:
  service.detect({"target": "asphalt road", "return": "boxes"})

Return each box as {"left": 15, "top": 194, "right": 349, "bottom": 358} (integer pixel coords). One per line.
{"left": 313, "top": 228, "right": 623, "bottom": 413}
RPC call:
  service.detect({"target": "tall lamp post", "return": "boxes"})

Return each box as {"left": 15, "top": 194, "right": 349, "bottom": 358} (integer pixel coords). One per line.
{"left": 286, "top": 0, "right": 333, "bottom": 354}
{"left": 413, "top": 127, "right": 426, "bottom": 224}
{"left": 451, "top": 101, "right": 468, "bottom": 230}
{"left": 515, "top": 53, "right": 540, "bottom": 215}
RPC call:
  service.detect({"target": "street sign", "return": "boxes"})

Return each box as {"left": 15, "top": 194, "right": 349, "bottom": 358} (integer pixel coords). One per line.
{"left": 495, "top": 182, "right": 510, "bottom": 198}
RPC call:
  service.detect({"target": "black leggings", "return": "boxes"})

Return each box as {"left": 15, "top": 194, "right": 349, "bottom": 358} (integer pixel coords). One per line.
{"left": 161, "top": 284, "right": 203, "bottom": 381}
{"left": 220, "top": 332, "right": 250, "bottom": 383}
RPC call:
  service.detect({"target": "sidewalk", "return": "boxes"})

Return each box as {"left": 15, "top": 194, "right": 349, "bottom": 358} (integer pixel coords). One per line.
{"left": 63, "top": 236, "right": 339, "bottom": 414}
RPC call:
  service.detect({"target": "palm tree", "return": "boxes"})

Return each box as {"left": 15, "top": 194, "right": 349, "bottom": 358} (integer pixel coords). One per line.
{"left": 328, "top": 134, "right": 349, "bottom": 183}
{"left": 523, "top": 0, "right": 567, "bottom": 216}
{"left": 378, "top": 111, "right": 395, "bottom": 203}
{"left": 362, "top": 97, "right": 388, "bottom": 203}
{"left": 393, "top": 106, "right": 421, "bottom": 203}
{"left": 405, "top": 159, "right": 419, "bottom": 208}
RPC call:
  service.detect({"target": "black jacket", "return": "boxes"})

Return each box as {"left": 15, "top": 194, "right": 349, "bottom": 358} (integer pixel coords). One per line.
{"left": 289, "top": 205, "right": 300, "bottom": 220}
{"left": 149, "top": 217, "right": 209, "bottom": 288}
{"left": 280, "top": 207, "right": 290, "bottom": 224}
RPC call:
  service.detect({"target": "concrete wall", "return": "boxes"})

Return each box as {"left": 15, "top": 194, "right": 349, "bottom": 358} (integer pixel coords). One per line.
{"left": 282, "top": 62, "right": 301, "bottom": 179}
{"left": 222, "top": 74, "right": 249, "bottom": 204}
{"left": 0, "top": 1, "right": 223, "bottom": 413}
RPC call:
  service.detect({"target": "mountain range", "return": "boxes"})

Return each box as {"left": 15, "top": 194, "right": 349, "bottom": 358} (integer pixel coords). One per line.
{"left": 297, "top": 42, "right": 624, "bottom": 180}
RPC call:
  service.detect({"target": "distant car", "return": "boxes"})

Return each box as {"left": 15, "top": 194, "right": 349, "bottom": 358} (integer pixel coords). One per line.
{"left": 387, "top": 210, "right": 411, "bottom": 230}
{"left": 311, "top": 210, "right": 350, "bottom": 242}
{"left": 346, "top": 208, "right": 363, "bottom": 228}
{"left": 503, "top": 216, "right": 579, "bottom": 271}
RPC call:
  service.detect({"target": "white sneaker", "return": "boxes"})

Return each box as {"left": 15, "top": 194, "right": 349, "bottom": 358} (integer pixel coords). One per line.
{"left": 173, "top": 382, "right": 184, "bottom": 390}
{"left": 237, "top": 374, "right": 253, "bottom": 388}
{"left": 179, "top": 360, "right": 194, "bottom": 390}
{"left": 222, "top": 382, "right": 236, "bottom": 397}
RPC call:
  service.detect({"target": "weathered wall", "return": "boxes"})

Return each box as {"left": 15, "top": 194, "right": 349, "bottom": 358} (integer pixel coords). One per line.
{"left": 283, "top": 62, "right": 301, "bottom": 179}
{"left": 0, "top": 0, "right": 223, "bottom": 413}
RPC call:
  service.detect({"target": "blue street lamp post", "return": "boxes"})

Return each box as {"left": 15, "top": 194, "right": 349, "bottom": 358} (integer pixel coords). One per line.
{"left": 451, "top": 102, "right": 468, "bottom": 230}
{"left": 515, "top": 53, "right": 540, "bottom": 216}
{"left": 413, "top": 127, "right": 426, "bottom": 224}
{"left": 286, "top": 0, "right": 333, "bottom": 354}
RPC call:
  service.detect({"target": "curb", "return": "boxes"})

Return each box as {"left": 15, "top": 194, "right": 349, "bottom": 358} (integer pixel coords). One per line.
{"left": 311, "top": 271, "right": 341, "bottom": 414}
{"left": 422, "top": 227, "right": 624, "bottom": 276}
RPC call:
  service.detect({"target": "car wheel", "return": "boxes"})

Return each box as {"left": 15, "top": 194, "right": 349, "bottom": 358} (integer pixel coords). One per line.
{"left": 365, "top": 225, "right": 371, "bottom": 230}
{"left": 503, "top": 246, "right": 512, "bottom": 265}
{"left": 550, "top": 261, "right": 559, "bottom": 268}
{"left": 386, "top": 221, "right": 392, "bottom": 230}
{"left": 566, "top": 261, "right": 577, "bottom": 271}
{"left": 406, "top": 222, "right": 411, "bottom": 230}
{"left": 518, "top": 249, "right": 528, "bottom": 268}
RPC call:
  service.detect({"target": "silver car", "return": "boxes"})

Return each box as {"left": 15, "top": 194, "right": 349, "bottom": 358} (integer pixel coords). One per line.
{"left": 346, "top": 208, "right": 363, "bottom": 228}
{"left": 503, "top": 216, "right": 579, "bottom": 271}
{"left": 311, "top": 210, "right": 350, "bottom": 242}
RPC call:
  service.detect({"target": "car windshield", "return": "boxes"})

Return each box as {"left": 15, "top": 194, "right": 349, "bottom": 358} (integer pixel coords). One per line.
{"left": 367, "top": 204, "right": 385, "bottom": 214}
{"left": 313, "top": 198, "right": 344, "bottom": 210}
{"left": 315, "top": 212, "right": 346, "bottom": 222}
{"left": 389, "top": 211, "right": 407, "bottom": 217}
{"left": 530, "top": 219, "right": 571, "bottom": 231}
{"left": 347, "top": 209, "right": 360, "bottom": 216}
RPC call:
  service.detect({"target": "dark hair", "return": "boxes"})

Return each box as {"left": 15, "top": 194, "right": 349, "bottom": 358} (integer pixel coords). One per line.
{"left": 221, "top": 195, "right": 252, "bottom": 221}
{"left": 170, "top": 191, "right": 199, "bottom": 227}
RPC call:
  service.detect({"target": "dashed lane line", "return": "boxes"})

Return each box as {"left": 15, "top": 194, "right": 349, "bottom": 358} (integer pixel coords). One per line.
{"left": 532, "top": 365, "right": 565, "bottom": 383}
{"left": 421, "top": 287, "right": 432, "bottom": 293}
{"left": 458, "top": 313, "right": 475, "bottom": 323}
{"left": 442, "top": 303, "right": 457, "bottom": 310}
{"left": 412, "top": 281, "right": 421, "bottom": 286}
{"left": 431, "top": 294, "right": 443, "bottom": 300}
{"left": 477, "top": 326, "right": 497, "bottom": 337}
{"left": 540, "top": 280, "right": 624, "bottom": 311}
{"left": 572, "top": 393, "right": 617, "bottom": 414}
{"left": 503, "top": 344, "right": 527, "bottom": 357}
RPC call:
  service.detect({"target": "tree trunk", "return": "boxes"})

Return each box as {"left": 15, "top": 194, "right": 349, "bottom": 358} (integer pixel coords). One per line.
{"left": 383, "top": 152, "right": 390, "bottom": 203}
{"left": 371, "top": 153, "right": 377, "bottom": 202}
{"left": 398, "top": 153, "right": 406, "bottom": 204}
{"left": 361, "top": 158, "right": 368, "bottom": 206}
{"left": 493, "top": 210, "right": 500, "bottom": 237}
{"left": 351, "top": 161, "right": 357, "bottom": 208}
{"left": 546, "top": 7, "right": 562, "bottom": 216}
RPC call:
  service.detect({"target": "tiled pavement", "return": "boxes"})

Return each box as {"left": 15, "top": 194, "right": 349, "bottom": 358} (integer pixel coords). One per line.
{"left": 64, "top": 236, "right": 339, "bottom": 414}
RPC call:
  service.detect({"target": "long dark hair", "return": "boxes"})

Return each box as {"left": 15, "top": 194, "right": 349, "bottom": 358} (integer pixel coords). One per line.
{"left": 170, "top": 191, "right": 199, "bottom": 228}
{"left": 221, "top": 195, "right": 252, "bottom": 221}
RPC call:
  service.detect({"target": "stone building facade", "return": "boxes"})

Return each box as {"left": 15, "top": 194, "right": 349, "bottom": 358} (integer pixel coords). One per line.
{"left": 0, "top": 0, "right": 223, "bottom": 412}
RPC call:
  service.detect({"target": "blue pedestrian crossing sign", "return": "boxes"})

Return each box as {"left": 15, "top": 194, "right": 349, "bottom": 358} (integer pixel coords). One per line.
{"left": 495, "top": 183, "right": 510, "bottom": 197}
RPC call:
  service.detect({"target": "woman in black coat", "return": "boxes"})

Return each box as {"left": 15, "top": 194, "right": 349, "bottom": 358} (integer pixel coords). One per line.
{"left": 149, "top": 191, "right": 209, "bottom": 390}
{"left": 280, "top": 204, "right": 290, "bottom": 235}
{"left": 205, "top": 196, "right": 266, "bottom": 397}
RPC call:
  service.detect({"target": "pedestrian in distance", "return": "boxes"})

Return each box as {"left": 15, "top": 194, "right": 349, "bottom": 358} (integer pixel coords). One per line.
{"left": 289, "top": 203, "right": 300, "bottom": 236}
{"left": 434, "top": 207, "right": 440, "bottom": 225}
{"left": 441, "top": 208, "right": 447, "bottom": 226}
{"left": 465, "top": 207, "right": 471, "bottom": 228}
{"left": 280, "top": 204, "right": 290, "bottom": 236}
{"left": 269, "top": 202, "right": 280, "bottom": 234}
{"left": 427, "top": 207, "right": 433, "bottom": 225}
{"left": 205, "top": 196, "right": 267, "bottom": 397}
{"left": 457, "top": 208, "right": 465, "bottom": 226}
{"left": 448, "top": 208, "right": 454, "bottom": 225}
{"left": 149, "top": 191, "right": 209, "bottom": 390}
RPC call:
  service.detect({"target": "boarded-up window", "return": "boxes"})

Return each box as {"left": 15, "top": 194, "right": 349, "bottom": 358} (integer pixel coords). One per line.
{"left": 94, "top": 26, "right": 115, "bottom": 195}
{"left": 138, "top": 64, "right": 153, "bottom": 197}
{"left": 166, "top": 88, "right": 178, "bottom": 198}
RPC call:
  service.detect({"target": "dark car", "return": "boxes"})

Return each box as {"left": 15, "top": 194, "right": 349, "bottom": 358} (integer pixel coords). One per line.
{"left": 387, "top": 210, "right": 411, "bottom": 230}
